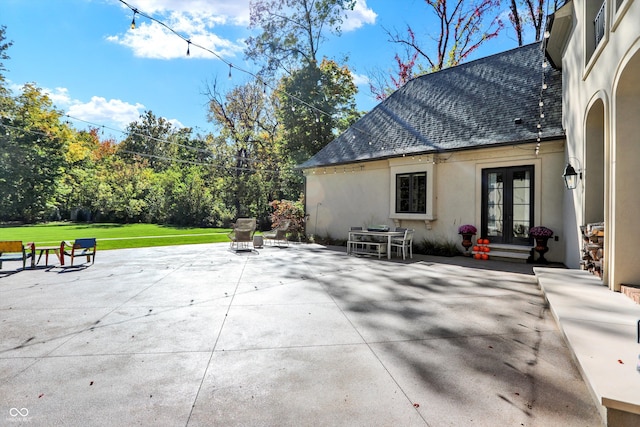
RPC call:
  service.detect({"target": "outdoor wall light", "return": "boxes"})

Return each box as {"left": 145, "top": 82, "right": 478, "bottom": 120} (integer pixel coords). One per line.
{"left": 563, "top": 162, "right": 582, "bottom": 190}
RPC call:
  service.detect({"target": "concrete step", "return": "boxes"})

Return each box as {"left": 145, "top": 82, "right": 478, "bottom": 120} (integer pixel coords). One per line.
{"left": 486, "top": 243, "right": 534, "bottom": 253}
{"left": 472, "top": 244, "right": 533, "bottom": 263}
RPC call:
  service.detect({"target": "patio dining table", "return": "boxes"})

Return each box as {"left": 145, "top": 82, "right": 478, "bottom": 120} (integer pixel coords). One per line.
{"left": 347, "top": 229, "right": 404, "bottom": 259}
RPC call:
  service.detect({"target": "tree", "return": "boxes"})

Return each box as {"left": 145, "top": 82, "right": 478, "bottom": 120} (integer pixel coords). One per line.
{"left": 370, "top": 31, "right": 419, "bottom": 101}
{"left": 119, "top": 110, "right": 178, "bottom": 171}
{"left": 0, "top": 84, "right": 70, "bottom": 222}
{"left": 206, "top": 79, "right": 283, "bottom": 222}
{"left": 372, "top": 0, "right": 503, "bottom": 100}
{"left": 277, "top": 58, "right": 358, "bottom": 165}
{"left": 57, "top": 127, "right": 102, "bottom": 220}
{"left": 507, "top": 0, "right": 563, "bottom": 46}
{"left": 244, "top": 0, "right": 361, "bottom": 194}
{"left": 245, "top": 0, "right": 356, "bottom": 75}
{"left": 0, "top": 25, "right": 13, "bottom": 92}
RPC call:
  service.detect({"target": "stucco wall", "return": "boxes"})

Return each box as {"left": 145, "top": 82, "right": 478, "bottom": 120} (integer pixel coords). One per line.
{"left": 304, "top": 141, "right": 566, "bottom": 263}
{"left": 557, "top": 0, "right": 640, "bottom": 286}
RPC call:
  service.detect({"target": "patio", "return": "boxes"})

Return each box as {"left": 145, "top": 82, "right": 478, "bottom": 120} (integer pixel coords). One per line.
{"left": 0, "top": 243, "right": 601, "bottom": 426}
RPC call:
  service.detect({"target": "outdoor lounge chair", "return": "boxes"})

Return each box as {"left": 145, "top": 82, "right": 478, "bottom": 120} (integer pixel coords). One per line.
{"left": 391, "top": 229, "right": 414, "bottom": 260}
{"left": 228, "top": 218, "right": 256, "bottom": 251}
{"left": 61, "top": 238, "right": 97, "bottom": 266}
{"left": 263, "top": 220, "right": 290, "bottom": 247}
{"left": 0, "top": 241, "right": 35, "bottom": 270}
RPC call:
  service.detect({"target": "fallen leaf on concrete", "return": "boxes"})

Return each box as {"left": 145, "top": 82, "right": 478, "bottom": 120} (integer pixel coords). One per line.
{"left": 618, "top": 359, "right": 624, "bottom": 364}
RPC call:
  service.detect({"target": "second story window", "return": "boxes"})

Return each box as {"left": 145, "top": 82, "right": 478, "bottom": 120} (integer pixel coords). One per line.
{"left": 594, "top": 1, "right": 606, "bottom": 47}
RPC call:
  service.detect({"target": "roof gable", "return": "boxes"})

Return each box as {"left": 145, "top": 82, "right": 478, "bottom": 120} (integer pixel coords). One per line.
{"left": 300, "top": 42, "right": 563, "bottom": 169}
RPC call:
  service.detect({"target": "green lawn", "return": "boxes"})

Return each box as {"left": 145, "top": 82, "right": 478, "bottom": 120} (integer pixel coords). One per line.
{"left": 0, "top": 223, "right": 233, "bottom": 250}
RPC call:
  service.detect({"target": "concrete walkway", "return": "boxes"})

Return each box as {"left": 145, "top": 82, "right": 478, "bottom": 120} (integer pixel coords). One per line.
{"left": 1, "top": 243, "right": 601, "bottom": 426}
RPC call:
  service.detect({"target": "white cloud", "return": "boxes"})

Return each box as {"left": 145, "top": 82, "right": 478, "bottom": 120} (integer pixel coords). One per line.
{"left": 351, "top": 73, "right": 370, "bottom": 86}
{"left": 43, "top": 87, "right": 73, "bottom": 108}
{"left": 167, "top": 118, "right": 185, "bottom": 128}
{"left": 121, "top": 0, "right": 251, "bottom": 26}
{"left": 67, "top": 96, "right": 145, "bottom": 128}
{"left": 108, "top": 12, "right": 245, "bottom": 60}
{"left": 342, "top": 0, "right": 377, "bottom": 32}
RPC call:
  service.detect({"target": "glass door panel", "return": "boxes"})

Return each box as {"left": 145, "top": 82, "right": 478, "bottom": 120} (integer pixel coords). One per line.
{"left": 486, "top": 172, "right": 503, "bottom": 238}
{"left": 512, "top": 170, "right": 531, "bottom": 241}
{"left": 482, "top": 166, "right": 534, "bottom": 245}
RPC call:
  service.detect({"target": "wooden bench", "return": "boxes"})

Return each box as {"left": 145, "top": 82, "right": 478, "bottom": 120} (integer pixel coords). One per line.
{"left": 0, "top": 241, "right": 35, "bottom": 270}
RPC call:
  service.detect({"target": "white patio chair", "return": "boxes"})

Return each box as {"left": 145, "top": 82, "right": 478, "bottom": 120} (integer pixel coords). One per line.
{"left": 391, "top": 229, "right": 414, "bottom": 260}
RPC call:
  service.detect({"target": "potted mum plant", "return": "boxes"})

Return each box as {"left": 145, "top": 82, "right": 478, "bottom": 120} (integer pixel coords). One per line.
{"left": 458, "top": 224, "right": 477, "bottom": 255}
{"left": 529, "top": 226, "right": 554, "bottom": 263}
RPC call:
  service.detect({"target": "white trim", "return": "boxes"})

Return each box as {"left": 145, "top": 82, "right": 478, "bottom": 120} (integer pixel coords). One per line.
{"left": 388, "top": 157, "right": 436, "bottom": 221}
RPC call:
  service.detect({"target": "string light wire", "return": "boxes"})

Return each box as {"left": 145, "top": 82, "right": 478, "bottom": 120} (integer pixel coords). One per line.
{"left": 117, "top": 0, "right": 338, "bottom": 123}
{"left": 0, "top": 119, "right": 285, "bottom": 175}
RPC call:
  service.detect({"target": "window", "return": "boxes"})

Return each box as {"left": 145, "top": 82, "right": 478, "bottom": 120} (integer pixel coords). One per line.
{"left": 594, "top": 1, "right": 606, "bottom": 47}
{"left": 585, "top": 0, "right": 607, "bottom": 67}
{"left": 389, "top": 158, "right": 434, "bottom": 220}
{"left": 396, "top": 172, "right": 426, "bottom": 213}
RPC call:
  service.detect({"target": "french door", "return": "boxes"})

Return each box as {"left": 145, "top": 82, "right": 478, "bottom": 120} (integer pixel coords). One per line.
{"left": 481, "top": 166, "right": 534, "bottom": 245}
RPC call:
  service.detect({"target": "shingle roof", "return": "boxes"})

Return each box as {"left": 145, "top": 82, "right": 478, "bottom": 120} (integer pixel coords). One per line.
{"left": 299, "top": 42, "right": 563, "bottom": 169}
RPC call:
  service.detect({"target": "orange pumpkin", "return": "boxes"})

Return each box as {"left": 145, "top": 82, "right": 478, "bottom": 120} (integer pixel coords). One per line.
{"left": 481, "top": 254, "right": 489, "bottom": 260}
{"left": 474, "top": 253, "right": 482, "bottom": 259}
{"left": 473, "top": 246, "right": 479, "bottom": 252}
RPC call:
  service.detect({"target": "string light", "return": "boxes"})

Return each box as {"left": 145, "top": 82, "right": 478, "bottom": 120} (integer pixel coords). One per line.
{"left": 116, "top": 0, "right": 552, "bottom": 166}
{"left": 535, "top": 0, "right": 555, "bottom": 157}
{"left": 115, "top": 0, "right": 382, "bottom": 146}
{"left": 130, "top": 8, "right": 137, "bottom": 30}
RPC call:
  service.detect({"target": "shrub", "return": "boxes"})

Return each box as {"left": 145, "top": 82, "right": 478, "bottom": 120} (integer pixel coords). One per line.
{"left": 269, "top": 198, "right": 305, "bottom": 241}
{"left": 416, "top": 237, "right": 461, "bottom": 257}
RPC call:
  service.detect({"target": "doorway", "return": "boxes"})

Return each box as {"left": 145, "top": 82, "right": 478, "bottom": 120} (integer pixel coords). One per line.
{"left": 481, "top": 166, "right": 534, "bottom": 245}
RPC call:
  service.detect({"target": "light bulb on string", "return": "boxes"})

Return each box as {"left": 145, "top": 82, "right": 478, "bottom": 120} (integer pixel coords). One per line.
{"left": 186, "top": 40, "right": 191, "bottom": 56}
{"left": 130, "top": 9, "right": 137, "bottom": 30}
{"left": 228, "top": 64, "right": 233, "bottom": 79}
{"left": 542, "top": 82, "right": 548, "bottom": 90}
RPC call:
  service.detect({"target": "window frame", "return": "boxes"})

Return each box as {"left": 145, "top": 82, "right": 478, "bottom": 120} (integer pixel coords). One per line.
{"left": 388, "top": 157, "right": 436, "bottom": 221}
{"left": 395, "top": 172, "right": 427, "bottom": 214}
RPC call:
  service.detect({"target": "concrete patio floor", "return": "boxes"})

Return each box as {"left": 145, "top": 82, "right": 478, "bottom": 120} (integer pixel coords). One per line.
{"left": 0, "top": 243, "right": 601, "bottom": 426}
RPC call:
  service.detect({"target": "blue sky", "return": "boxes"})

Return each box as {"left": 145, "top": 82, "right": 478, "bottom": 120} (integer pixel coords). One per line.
{"left": 2, "top": 0, "right": 525, "bottom": 138}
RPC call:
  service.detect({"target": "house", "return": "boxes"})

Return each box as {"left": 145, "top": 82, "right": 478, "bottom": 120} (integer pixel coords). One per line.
{"left": 300, "top": 42, "right": 567, "bottom": 263}
{"left": 545, "top": 0, "right": 640, "bottom": 291}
